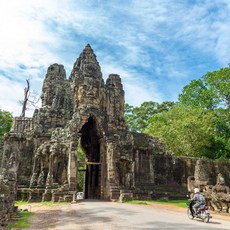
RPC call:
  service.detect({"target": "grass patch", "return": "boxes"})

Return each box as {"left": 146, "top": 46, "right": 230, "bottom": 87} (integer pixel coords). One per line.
{"left": 15, "top": 200, "right": 29, "bottom": 206}
{"left": 126, "top": 200, "right": 149, "bottom": 205}
{"left": 40, "top": 201, "right": 69, "bottom": 207}
{"left": 153, "top": 199, "right": 187, "bottom": 208}
{"left": 8, "top": 211, "right": 33, "bottom": 228}
{"left": 16, "top": 200, "right": 69, "bottom": 208}
{"left": 126, "top": 199, "right": 187, "bottom": 208}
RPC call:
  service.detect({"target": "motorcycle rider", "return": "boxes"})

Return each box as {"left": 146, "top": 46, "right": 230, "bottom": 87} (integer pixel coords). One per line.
{"left": 191, "top": 188, "right": 205, "bottom": 215}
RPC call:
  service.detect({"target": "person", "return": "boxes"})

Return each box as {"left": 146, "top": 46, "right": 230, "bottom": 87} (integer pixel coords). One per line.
{"left": 191, "top": 188, "right": 205, "bottom": 215}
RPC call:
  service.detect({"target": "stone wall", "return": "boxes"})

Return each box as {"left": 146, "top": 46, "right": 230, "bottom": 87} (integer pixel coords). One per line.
{"left": 0, "top": 143, "right": 19, "bottom": 227}
{"left": 0, "top": 181, "right": 11, "bottom": 227}
{"left": 11, "top": 117, "right": 32, "bottom": 133}
{"left": 114, "top": 132, "right": 194, "bottom": 200}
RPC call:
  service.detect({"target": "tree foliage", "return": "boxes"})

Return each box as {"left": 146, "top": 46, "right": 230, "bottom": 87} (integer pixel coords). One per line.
{"left": 175, "top": 66, "right": 230, "bottom": 158}
{"left": 124, "top": 66, "right": 229, "bottom": 159}
{"left": 144, "top": 106, "right": 217, "bottom": 158}
{"left": 211, "top": 108, "right": 230, "bottom": 159}
{"left": 178, "top": 79, "right": 215, "bottom": 109}
{"left": 203, "top": 67, "right": 230, "bottom": 109}
{"left": 0, "top": 110, "right": 13, "bottom": 140}
{"left": 124, "top": 101, "right": 175, "bottom": 132}
{"left": 178, "top": 66, "right": 230, "bottom": 109}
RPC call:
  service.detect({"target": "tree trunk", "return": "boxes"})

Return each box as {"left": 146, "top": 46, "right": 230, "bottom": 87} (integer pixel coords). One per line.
{"left": 20, "top": 79, "right": 30, "bottom": 117}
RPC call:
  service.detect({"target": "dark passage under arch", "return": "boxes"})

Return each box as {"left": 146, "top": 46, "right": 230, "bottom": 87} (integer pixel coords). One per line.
{"left": 80, "top": 117, "right": 101, "bottom": 199}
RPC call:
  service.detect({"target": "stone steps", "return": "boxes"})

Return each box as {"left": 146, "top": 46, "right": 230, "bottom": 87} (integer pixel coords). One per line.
{"left": 109, "top": 186, "right": 120, "bottom": 200}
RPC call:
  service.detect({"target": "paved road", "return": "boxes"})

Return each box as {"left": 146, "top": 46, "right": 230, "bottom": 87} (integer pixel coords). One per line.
{"left": 55, "top": 200, "right": 230, "bottom": 230}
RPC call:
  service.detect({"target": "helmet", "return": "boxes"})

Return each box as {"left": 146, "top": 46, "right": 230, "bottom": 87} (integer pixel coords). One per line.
{"left": 194, "top": 188, "right": 199, "bottom": 193}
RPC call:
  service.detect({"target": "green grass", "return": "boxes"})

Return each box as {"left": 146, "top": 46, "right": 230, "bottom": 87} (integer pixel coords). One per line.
{"left": 40, "top": 201, "right": 69, "bottom": 207}
{"left": 126, "top": 199, "right": 188, "bottom": 208}
{"left": 153, "top": 199, "right": 188, "bottom": 208}
{"left": 9, "top": 201, "right": 69, "bottom": 228}
{"left": 8, "top": 211, "right": 34, "bottom": 228}
{"left": 15, "top": 200, "right": 29, "bottom": 206}
{"left": 16, "top": 200, "right": 69, "bottom": 207}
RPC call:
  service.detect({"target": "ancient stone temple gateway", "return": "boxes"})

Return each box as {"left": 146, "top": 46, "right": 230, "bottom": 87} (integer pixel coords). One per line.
{"left": 1, "top": 44, "right": 230, "bottom": 205}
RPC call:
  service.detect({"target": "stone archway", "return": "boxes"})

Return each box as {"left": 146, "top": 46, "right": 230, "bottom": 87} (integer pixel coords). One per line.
{"left": 78, "top": 116, "right": 105, "bottom": 199}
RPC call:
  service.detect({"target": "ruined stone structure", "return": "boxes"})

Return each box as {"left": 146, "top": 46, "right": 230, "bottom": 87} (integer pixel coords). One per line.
{"left": 0, "top": 45, "right": 230, "bottom": 208}
{"left": 0, "top": 142, "right": 19, "bottom": 227}
{"left": 187, "top": 158, "right": 230, "bottom": 213}
{"left": 0, "top": 179, "right": 11, "bottom": 227}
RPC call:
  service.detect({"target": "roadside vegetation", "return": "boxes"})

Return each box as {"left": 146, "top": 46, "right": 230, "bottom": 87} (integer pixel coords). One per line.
{"left": 15, "top": 200, "right": 69, "bottom": 207}
{"left": 8, "top": 201, "right": 70, "bottom": 228}
{"left": 15, "top": 200, "right": 29, "bottom": 206}
{"left": 126, "top": 199, "right": 187, "bottom": 208}
{"left": 8, "top": 211, "right": 33, "bottom": 228}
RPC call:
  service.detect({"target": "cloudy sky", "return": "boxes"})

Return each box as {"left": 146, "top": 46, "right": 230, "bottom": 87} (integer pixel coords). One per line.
{"left": 1, "top": 0, "right": 230, "bottom": 117}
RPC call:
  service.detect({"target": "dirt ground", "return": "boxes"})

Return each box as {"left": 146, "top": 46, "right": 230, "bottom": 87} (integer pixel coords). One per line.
{"left": 11, "top": 202, "right": 230, "bottom": 230}
{"left": 14, "top": 203, "right": 71, "bottom": 230}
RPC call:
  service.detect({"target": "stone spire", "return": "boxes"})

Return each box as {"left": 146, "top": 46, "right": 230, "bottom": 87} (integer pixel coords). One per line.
{"left": 70, "top": 44, "right": 103, "bottom": 82}
{"left": 40, "top": 64, "right": 72, "bottom": 110}
{"left": 41, "top": 64, "right": 66, "bottom": 108}
{"left": 70, "top": 44, "right": 105, "bottom": 110}
{"left": 79, "top": 43, "right": 97, "bottom": 65}
{"left": 106, "top": 74, "right": 126, "bottom": 131}
{"left": 82, "top": 43, "right": 95, "bottom": 57}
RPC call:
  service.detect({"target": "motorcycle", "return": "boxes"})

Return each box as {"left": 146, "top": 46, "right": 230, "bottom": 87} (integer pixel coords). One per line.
{"left": 186, "top": 200, "right": 212, "bottom": 223}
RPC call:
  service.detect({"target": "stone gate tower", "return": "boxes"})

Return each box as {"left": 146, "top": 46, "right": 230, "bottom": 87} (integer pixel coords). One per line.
{"left": 1, "top": 44, "right": 129, "bottom": 202}
{"left": 1, "top": 44, "right": 208, "bottom": 202}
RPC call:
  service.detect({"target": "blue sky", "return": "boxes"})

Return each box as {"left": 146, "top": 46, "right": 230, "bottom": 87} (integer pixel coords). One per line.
{"left": 1, "top": 0, "right": 230, "bottom": 116}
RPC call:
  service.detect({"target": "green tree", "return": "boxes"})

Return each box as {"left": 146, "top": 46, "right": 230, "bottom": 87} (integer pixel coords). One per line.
{"left": 178, "top": 79, "right": 215, "bottom": 109}
{"left": 211, "top": 108, "right": 230, "bottom": 159}
{"left": 177, "top": 66, "right": 230, "bottom": 158}
{"left": 203, "top": 67, "right": 230, "bottom": 109}
{"left": 124, "top": 103, "right": 136, "bottom": 131}
{"left": 178, "top": 66, "right": 230, "bottom": 109}
{"left": 0, "top": 110, "right": 13, "bottom": 140}
{"left": 144, "top": 106, "right": 217, "bottom": 158}
{"left": 157, "top": 101, "right": 176, "bottom": 113}
{"left": 131, "top": 101, "right": 159, "bottom": 132}
{"left": 124, "top": 101, "right": 175, "bottom": 132}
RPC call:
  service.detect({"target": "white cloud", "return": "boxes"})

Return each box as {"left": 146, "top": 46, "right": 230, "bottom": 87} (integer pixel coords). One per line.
{"left": 0, "top": 76, "right": 25, "bottom": 116}
{"left": 213, "top": 23, "right": 230, "bottom": 65}
{"left": 0, "top": 1, "right": 59, "bottom": 63}
{"left": 1, "top": 0, "right": 230, "bottom": 117}
{"left": 0, "top": 75, "right": 42, "bottom": 117}
{"left": 124, "top": 79, "right": 163, "bottom": 106}
{"left": 100, "top": 60, "right": 163, "bottom": 106}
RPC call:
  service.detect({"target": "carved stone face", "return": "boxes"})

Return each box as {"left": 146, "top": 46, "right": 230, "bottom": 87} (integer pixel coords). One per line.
{"left": 85, "top": 64, "right": 97, "bottom": 75}
{"left": 217, "top": 173, "right": 225, "bottom": 185}
{"left": 77, "top": 79, "right": 99, "bottom": 102}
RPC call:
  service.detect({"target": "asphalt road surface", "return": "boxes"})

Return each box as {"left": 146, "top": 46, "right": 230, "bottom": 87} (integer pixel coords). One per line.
{"left": 54, "top": 200, "right": 230, "bottom": 230}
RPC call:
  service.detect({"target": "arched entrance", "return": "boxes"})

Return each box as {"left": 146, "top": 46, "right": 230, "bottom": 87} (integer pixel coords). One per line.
{"left": 78, "top": 117, "right": 101, "bottom": 199}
